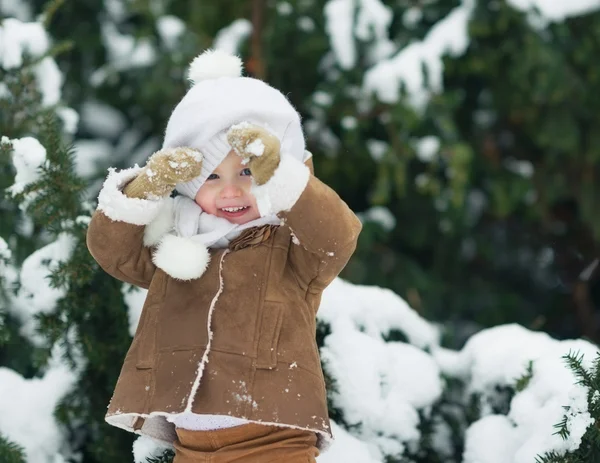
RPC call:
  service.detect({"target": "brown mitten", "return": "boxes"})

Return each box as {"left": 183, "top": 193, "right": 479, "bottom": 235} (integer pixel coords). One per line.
{"left": 227, "top": 123, "right": 281, "bottom": 186}
{"left": 123, "top": 147, "right": 203, "bottom": 199}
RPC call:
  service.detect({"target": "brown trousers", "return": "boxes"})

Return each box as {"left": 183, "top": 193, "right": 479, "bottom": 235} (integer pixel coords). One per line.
{"left": 173, "top": 423, "right": 320, "bottom": 463}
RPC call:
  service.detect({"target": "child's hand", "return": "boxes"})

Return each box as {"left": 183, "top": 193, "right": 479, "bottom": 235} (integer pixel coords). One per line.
{"left": 227, "top": 123, "right": 281, "bottom": 186}
{"left": 123, "top": 147, "right": 203, "bottom": 199}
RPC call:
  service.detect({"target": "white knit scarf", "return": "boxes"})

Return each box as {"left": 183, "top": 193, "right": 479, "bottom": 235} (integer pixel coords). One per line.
{"left": 172, "top": 196, "right": 280, "bottom": 248}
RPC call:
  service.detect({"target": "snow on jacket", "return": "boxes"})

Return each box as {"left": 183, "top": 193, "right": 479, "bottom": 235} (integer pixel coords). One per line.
{"left": 86, "top": 160, "right": 362, "bottom": 451}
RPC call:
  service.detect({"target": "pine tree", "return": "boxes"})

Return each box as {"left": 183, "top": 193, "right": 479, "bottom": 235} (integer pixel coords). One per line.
{"left": 0, "top": 9, "right": 135, "bottom": 461}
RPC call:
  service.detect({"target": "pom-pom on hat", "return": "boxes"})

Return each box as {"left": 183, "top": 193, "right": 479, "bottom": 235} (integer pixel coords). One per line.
{"left": 163, "top": 49, "right": 306, "bottom": 199}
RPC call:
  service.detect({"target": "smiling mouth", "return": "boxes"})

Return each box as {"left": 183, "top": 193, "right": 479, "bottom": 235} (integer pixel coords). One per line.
{"left": 219, "top": 206, "right": 250, "bottom": 217}
{"left": 220, "top": 206, "right": 249, "bottom": 212}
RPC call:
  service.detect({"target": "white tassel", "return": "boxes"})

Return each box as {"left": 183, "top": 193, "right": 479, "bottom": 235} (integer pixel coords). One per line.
{"left": 152, "top": 234, "right": 210, "bottom": 281}
{"left": 188, "top": 49, "right": 243, "bottom": 84}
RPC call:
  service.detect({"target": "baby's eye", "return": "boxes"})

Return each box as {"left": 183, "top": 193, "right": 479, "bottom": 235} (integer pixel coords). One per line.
{"left": 241, "top": 168, "right": 252, "bottom": 176}
{"left": 207, "top": 173, "right": 219, "bottom": 180}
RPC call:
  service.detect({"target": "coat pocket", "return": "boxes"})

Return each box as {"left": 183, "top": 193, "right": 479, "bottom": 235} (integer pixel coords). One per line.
{"left": 255, "top": 302, "right": 284, "bottom": 369}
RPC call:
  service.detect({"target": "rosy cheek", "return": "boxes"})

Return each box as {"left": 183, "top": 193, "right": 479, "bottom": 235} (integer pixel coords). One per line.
{"left": 195, "top": 189, "right": 214, "bottom": 212}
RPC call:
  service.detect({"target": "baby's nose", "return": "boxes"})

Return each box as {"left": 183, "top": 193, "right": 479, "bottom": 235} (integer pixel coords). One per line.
{"left": 220, "top": 183, "right": 243, "bottom": 198}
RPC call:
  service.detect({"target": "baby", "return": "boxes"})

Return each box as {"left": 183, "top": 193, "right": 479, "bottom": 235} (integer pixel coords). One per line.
{"left": 87, "top": 49, "right": 362, "bottom": 463}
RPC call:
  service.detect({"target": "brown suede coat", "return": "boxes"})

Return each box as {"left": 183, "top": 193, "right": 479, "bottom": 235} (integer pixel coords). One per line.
{"left": 86, "top": 172, "right": 361, "bottom": 450}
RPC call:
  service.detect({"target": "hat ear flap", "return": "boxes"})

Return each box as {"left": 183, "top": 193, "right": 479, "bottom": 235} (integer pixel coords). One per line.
{"left": 188, "top": 49, "right": 243, "bottom": 84}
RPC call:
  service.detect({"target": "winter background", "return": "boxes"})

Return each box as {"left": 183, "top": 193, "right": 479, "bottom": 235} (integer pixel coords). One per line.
{"left": 2, "top": 0, "right": 600, "bottom": 462}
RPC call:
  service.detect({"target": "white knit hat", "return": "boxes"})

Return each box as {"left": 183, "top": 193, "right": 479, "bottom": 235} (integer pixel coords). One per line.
{"left": 163, "top": 49, "right": 306, "bottom": 199}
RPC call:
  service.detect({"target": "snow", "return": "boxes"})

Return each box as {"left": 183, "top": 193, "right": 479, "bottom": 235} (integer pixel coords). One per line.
{"left": 317, "top": 283, "right": 599, "bottom": 462}
{"left": 5, "top": 136, "right": 47, "bottom": 198}
{"left": 3, "top": 265, "right": 599, "bottom": 463}
{"left": 319, "top": 278, "right": 441, "bottom": 349}
{"left": 73, "top": 139, "right": 112, "bottom": 178}
{"left": 324, "top": 0, "right": 356, "bottom": 69}
{"left": 298, "top": 17, "right": 316, "bottom": 32}
{"left": 354, "top": 0, "right": 395, "bottom": 63}
{"left": 366, "top": 139, "right": 388, "bottom": 162}
{"left": 319, "top": 279, "right": 444, "bottom": 459}
{"left": 318, "top": 421, "right": 382, "bottom": 462}
{"left": 133, "top": 435, "right": 173, "bottom": 463}
{"left": 359, "top": 206, "right": 396, "bottom": 231}
{"left": 0, "top": 18, "right": 49, "bottom": 69}
{"left": 0, "top": 82, "right": 9, "bottom": 99}
{"left": 101, "top": 22, "right": 156, "bottom": 71}
{"left": 213, "top": 19, "right": 252, "bottom": 55}
{"left": 341, "top": 116, "right": 357, "bottom": 130}
{"left": 347, "top": 0, "right": 600, "bottom": 112}
{"left": 0, "top": 237, "right": 11, "bottom": 262}
{"left": 325, "top": 0, "right": 394, "bottom": 69}
{"left": 0, "top": 18, "right": 66, "bottom": 108}
{"left": 463, "top": 415, "right": 520, "bottom": 463}
{"left": 121, "top": 284, "right": 147, "bottom": 337}
{"left": 0, "top": 345, "right": 77, "bottom": 463}
{"left": 80, "top": 100, "right": 127, "bottom": 139}
{"left": 8, "top": 233, "right": 76, "bottom": 345}
{"left": 32, "top": 56, "right": 62, "bottom": 106}
{"left": 507, "top": 0, "right": 600, "bottom": 21}
{"left": 1, "top": 0, "right": 32, "bottom": 21}
{"left": 313, "top": 91, "right": 333, "bottom": 106}
{"left": 277, "top": 2, "right": 293, "bottom": 16}
{"left": 504, "top": 158, "right": 534, "bottom": 178}
{"left": 457, "top": 324, "right": 598, "bottom": 462}
{"left": 245, "top": 139, "right": 265, "bottom": 156}
{"left": 156, "top": 15, "right": 186, "bottom": 50}
{"left": 56, "top": 107, "right": 80, "bottom": 135}
{"left": 415, "top": 136, "right": 440, "bottom": 163}
{"left": 402, "top": 7, "right": 423, "bottom": 28}
{"left": 104, "top": 0, "right": 127, "bottom": 22}
{"left": 364, "top": 1, "right": 473, "bottom": 110}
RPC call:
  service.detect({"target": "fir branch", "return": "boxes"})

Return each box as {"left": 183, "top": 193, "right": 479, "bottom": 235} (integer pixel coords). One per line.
{"left": 553, "top": 412, "right": 570, "bottom": 440}
{"left": 515, "top": 360, "right": 534, "bottom": 392}
{"left": 42, "top": 0, "right": 66, "bottom": 28}
{"left": 563, "top": 350, "right": 594, "bottom": 388}
{"left": 0, "top": 312, "right": 9, "bottom": 346}
{"left": 146, "top": 449, "right": 175, "bottom": 463}
{"left": 0, "top": 434, "right": 26, "bottom": 463}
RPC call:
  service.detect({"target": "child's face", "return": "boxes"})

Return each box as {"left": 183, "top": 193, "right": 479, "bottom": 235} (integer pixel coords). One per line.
{"left": 194, "top": 151, "right": 261, "bottom": 225}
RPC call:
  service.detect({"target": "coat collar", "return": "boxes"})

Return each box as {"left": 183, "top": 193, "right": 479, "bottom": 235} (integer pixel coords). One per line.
{"left": 228, "top": 224, "right": 278, "bottom": 251}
